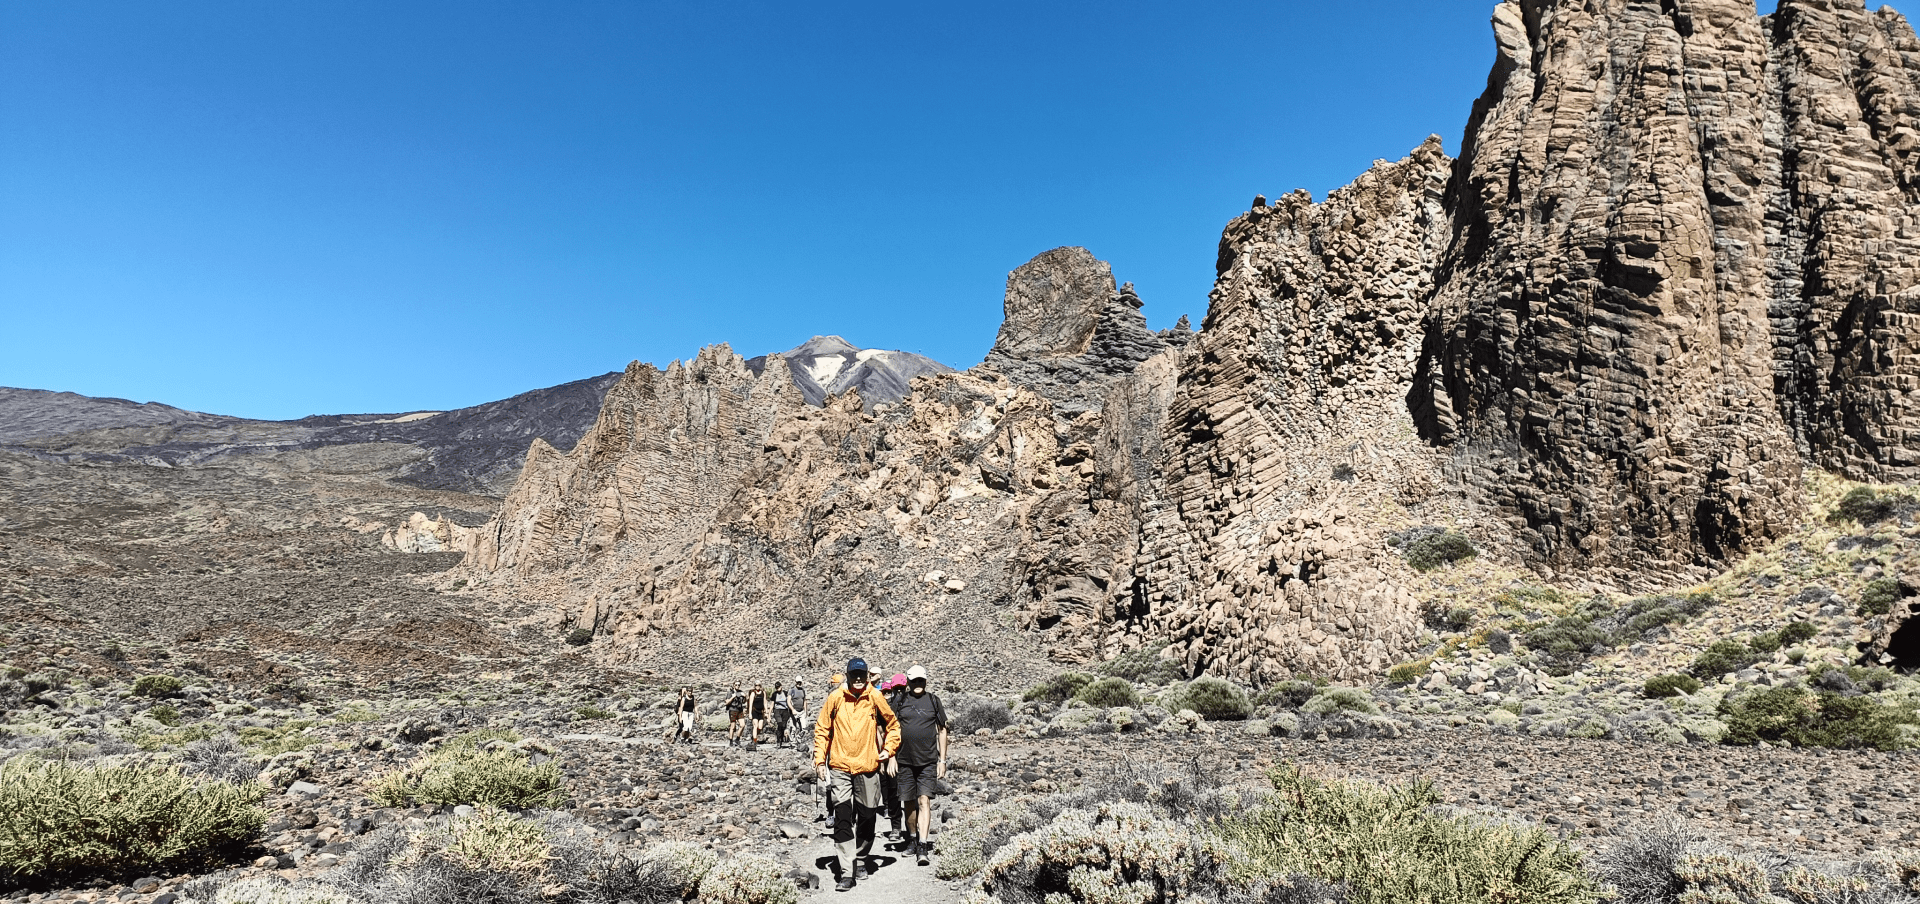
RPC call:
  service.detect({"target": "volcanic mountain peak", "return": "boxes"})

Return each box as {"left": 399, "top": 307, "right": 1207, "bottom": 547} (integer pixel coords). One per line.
{"left": 745, "top": 335, "right": 953, "bottom": 408}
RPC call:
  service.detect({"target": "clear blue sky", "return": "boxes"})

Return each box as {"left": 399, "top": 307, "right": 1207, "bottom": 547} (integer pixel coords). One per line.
{"left": 1, "top": 1, "right": 1762, "bottom": 420}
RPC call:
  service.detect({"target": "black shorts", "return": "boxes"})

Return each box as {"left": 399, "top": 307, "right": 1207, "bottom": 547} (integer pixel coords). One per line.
{"left": 895, "top": 762, "right": 941, "bottom": 802}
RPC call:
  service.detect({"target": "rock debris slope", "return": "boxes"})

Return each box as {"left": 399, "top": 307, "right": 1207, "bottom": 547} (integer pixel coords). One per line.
{"left": 460, "top": 0, "right": 1920, "bottom": 684}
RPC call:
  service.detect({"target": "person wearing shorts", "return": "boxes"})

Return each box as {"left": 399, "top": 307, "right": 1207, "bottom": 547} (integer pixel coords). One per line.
{"left": 726, "top": 686, "right": 747, "bottom": 747}
{"left": 891, "top": 665, "right": 949, "bottom": 866}
{"left": 772, "top": 681, "right": 791, "bottom": 745}
{"left": 747, "top": 682, "right": 768, "bottom": 749}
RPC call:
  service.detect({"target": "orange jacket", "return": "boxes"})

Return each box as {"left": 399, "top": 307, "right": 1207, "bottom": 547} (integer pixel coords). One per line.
{"left": 813, "top": 685, "right": 899, "bottom": 774}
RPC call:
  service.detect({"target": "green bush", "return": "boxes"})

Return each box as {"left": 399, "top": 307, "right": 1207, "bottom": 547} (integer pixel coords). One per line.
{"left": 1385, "top": 660, "right": 1430, "bottom": 687}
{"left": 1166, "top": 678, "right": 1252, "bottom": 721}
{"left": 1643, "top": 674, "right": 1702, "bottom": 698}
{"left": 1776, "top": 620, "right": 1818, "bottom": 647}
{"left": 0, "top": 759, "right": 266, "bottom": 883}
{"left": 1718, "top": 685, "right": 1914, "bottom": 751}
{"left": 236, "top": 722, "right": 321, "bottom": 757}
{"left": 1608, "top": 592, "right": 1716, "bottom": 639}
{"left": 1859, "top": 578, "right": 1903, "bottom": 616}
{"left": 564, "top": 627, "right": 592, "bottom": 646}
{"left": 572, "top": 705, "right": 615, "bottom": 721}
{"left": 975, "top": 800, "right": 1237, "bottom": 904}
{"left": 371, "top": 735, "right": 565, "bottom": 809}
{"left": 1833, "top": 486, "right": 1901, "bottom": 525}
{"left": 132, "top": 674, "right": 185, "bottom": 698}
{"left": 1023, "top": 672, "right": 1095, "bottom": 704}
{"left": 1404, "top": 531, "right": 1477, "bottom": 572}
{"left": 1522, "top": 601, "right": 1614, "bottom": 676}
{"left": 1253, "top": 680, "right": 1320, "bottom": 710}
{"left": 1073, "top": 677, "right": 1140, "bottom": 709}
{"left": 1097, "top": 645, "right": 1187, "bottom": 685}
{"left": 1219, "top": 765, "right": 1598, "bottom": 904}
{"left": 1301, "top": 687, "right": 1380, "bottom": 716}
{"left": 1688, "top": 639, "right": 1759, "bottom": 679}
{"left": 148, "top": 704, "right": 182, "bottom": 727}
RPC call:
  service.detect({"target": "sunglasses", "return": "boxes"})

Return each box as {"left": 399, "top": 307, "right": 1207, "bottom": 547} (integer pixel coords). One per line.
{"left": 847, "top": 671, "right": 869, "bottom": 681}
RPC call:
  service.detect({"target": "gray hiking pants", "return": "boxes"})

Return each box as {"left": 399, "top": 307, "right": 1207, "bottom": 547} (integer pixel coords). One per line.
{"left": 828, "top": 769, "right": 884, "bottom": 869}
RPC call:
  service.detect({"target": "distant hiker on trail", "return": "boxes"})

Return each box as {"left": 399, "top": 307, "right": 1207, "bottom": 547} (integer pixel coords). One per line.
{"left": 814, "top": 657, "right": 899, "bottom": 892}
{"left": 893, "top": 664, "right": 949, "bottom": 867}
{"left": 726, "top": 685, "right": 747, "bottom": 747}
{"left": 747, "top": 682, "right": 768, "bottom": 749}
{"left": 789, "top": 678, "right": 808, "bottom": 749}
{"left": 675, "top": 687, "right": 696, "bottom": 744}
{"left": 772, "top": 681, "right": 791, "bottom": 745}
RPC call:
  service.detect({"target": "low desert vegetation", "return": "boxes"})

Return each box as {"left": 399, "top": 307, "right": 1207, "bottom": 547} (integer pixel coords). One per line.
{"left": 1859, "top": 577, "right": 1906, "bottom": 616}
{"left": 1401, "top": 529, "right": 1478, "bottom": 572}
{"left": 1023, "top": 671, "right": 1095, "bottom": 704}
{"left": 947, "top": 760, "right": 1598, "bottom": 904}
{"left": 1642, "top": 673, "right": 1702, "bottom": 699}
{"left": 1523, "top": 593, "right": 1718, "bottom": 676}
{"left": 371, "top": 731, "right": 564, "bottom": 809}
{"left": 1072, "top": 676, "right": 1140, "bottom": 708}
{"left": 1717, "top": 684, "right": 1916, "bottom": 751}
{"left": 0, "top": 758, "right": 266, "bottom": 885}
{"left": 1590, "top": 817, "right": 1920, "bottom": 904}
{"left": 132, "top": 674, "right": 185, "bottom": 698}
{"left": 947, "top": 695, "right": 1014, "bottom": 735}
{"left": 1162, "top": 677, "right": 1252, "bottom": 721}
{"left": 1096, "top": 644, "right": 1187, "bottom": 685}
{"left": 192, "top": 811, "right": 791, "bottom": 904}
{"left": 1830, "top": 485, "right": 1911, "bottom": 526}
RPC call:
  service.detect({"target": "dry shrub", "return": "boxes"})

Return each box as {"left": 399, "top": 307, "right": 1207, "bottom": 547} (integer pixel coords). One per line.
{"left": 0, "top": 759, "right": 265, "bottom": 886}
{"left": 1219, "top": 765, "right": 1597, "bottom": 904}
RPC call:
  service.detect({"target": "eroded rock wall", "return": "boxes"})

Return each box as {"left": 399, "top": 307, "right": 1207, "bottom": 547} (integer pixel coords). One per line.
{"left": 1120, "top": 141, "right": 1461, "bottom": 683}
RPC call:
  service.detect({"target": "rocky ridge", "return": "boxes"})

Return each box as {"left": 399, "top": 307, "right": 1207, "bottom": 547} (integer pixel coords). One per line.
{"left": 455, "top": 0, "right": 1920, "bottom": 688}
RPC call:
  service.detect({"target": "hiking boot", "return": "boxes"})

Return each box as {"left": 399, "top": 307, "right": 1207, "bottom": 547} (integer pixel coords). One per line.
{"left": 917, "top": 845, "right": 930, "bottom": 867}
{"left": 853, "top": 860, "right": 869, "bottom": 881}
{"left": 835, "top": 877, "right": 856, "bottom": 892}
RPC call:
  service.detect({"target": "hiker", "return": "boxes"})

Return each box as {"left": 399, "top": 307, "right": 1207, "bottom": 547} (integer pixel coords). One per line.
{"left": 747, "top": 682, "right": 768, "bottom": 749}
{"left": 892, "top": 665, "right": 949, "bottom": 867}
{"left": 789, "top": 678, "right": 808, "bottom": 749}
{"left": 814, "top": 657, "right": 899, "bottom": 892}
{"left": 772, "top": 681, "right": 791, "bottom": 745}
{"left": 674, "top": 687, "right": 696, "bottom": 744}
{"left": 726, "top": 685, "right": 747, "bottom": 747}
{"left": 880, "top": 673, "right": 909, "bottom": 841}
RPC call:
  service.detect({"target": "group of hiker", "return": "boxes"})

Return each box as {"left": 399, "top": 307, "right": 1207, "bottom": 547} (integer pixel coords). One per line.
{"left": 669, "top": 659, "right": 952, "bottom": 892}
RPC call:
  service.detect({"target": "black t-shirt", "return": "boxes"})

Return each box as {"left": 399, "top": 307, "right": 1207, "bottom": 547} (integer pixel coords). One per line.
{"left": 891, "top": 690, "right": 948, "bottom": 768}
{"left": 727, "top": 693, "right": 745, "bottom": 713}
{"left": 679, "top": 696, "right": 695, "bottom": 713}
{"left": 750, "top": 694, "right": 766, "bottom": 719}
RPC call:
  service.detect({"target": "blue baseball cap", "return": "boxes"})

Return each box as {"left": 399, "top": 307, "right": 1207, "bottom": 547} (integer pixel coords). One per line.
{"left": 846, "top": 658, "right": 868, "bottom": 675}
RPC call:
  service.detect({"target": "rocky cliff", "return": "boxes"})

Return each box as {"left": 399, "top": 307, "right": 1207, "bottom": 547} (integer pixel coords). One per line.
{"left": 457, "top": 0, "right": 1920, "bottom": 685}
{"left": 983, "top": 247, "right": 1194, "bottom": 413}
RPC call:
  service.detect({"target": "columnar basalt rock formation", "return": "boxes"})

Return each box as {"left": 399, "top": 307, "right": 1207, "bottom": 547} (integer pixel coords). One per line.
{"left": 984, "top": 247, "right": 1194, "bottom": 413}
{"left": 455, "top": 0, "right": 1920, "bottom": 685}
{"left": 1120, "top": 141, "right": 1462, "bottom": 681}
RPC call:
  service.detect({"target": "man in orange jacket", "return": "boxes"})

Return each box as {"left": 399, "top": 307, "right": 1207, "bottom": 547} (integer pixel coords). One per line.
{"left": 814, "top": 657, "right": 899, "bottom": 892}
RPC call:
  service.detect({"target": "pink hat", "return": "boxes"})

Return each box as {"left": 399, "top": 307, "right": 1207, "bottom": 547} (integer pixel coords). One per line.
{"left": 886, "top": 673, "right": 908, "bottom": 690}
